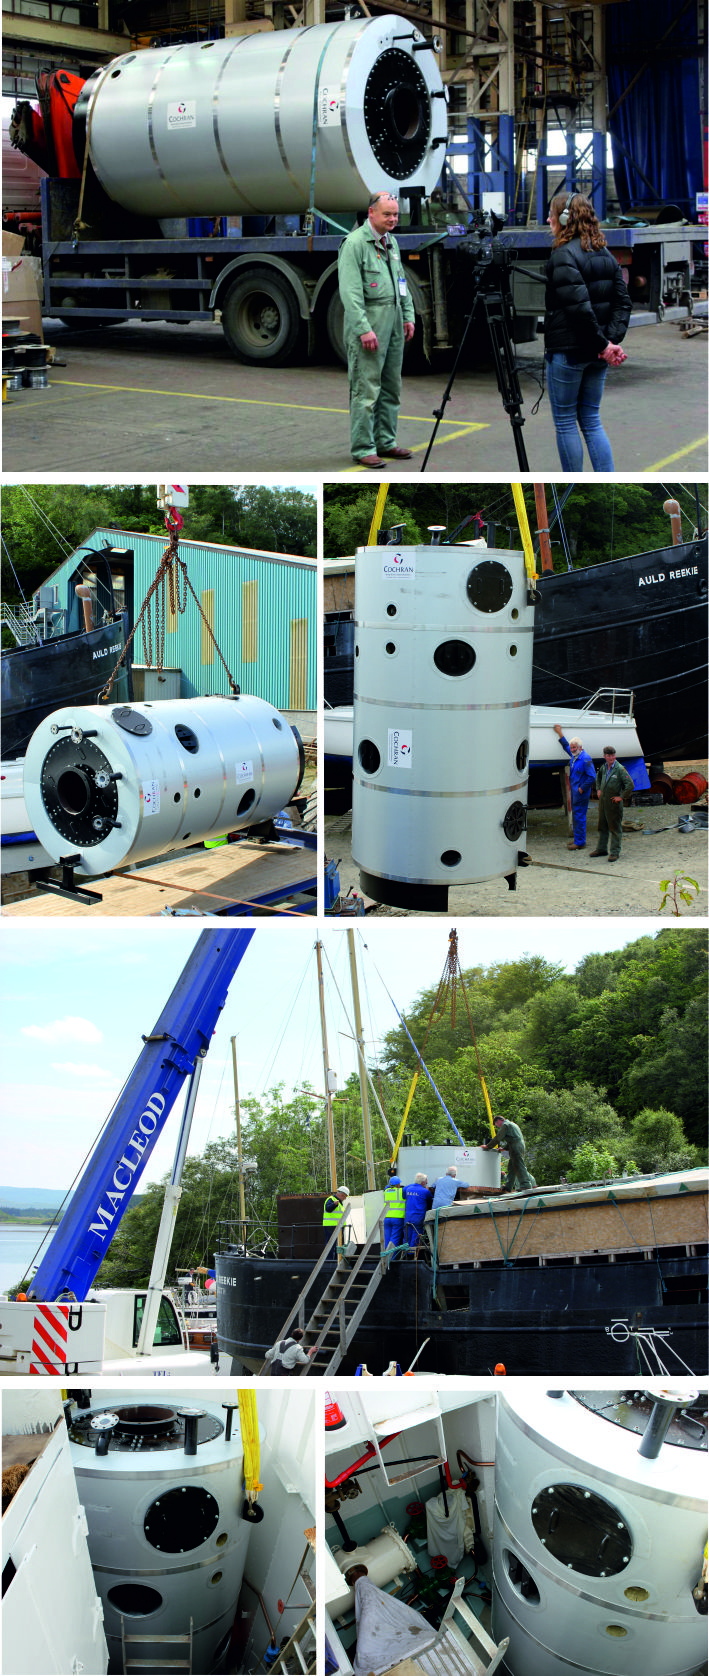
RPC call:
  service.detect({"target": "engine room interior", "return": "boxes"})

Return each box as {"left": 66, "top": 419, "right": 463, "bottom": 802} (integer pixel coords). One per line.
{"left": 323, "top": 1383, "right": 708, "bottom": 1676}
{"left": 2, "top": 1383, "right": 315, "bottom": 1676}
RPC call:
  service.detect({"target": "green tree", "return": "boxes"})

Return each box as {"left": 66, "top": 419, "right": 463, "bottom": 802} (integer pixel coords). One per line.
{"left": 625, "top": 1107, "right": 701, "bottom": 1174}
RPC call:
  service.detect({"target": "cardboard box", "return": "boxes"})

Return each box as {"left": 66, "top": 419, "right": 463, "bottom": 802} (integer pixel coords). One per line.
{"left": 2, "top": 231, "right": 43, "bottom": 341}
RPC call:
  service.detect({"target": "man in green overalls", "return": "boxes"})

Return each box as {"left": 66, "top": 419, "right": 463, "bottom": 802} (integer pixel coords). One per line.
{"left": 592, "top": 746, "right": 635, "bottom": 861}
{"left": 482, "top": 1116, "right": 536, "bottom": 1193}
{"left": 338, "top": 191, "right": 416, "bottom": 467}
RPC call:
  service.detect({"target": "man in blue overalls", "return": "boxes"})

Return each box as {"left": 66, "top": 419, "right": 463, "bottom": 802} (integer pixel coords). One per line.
{"left": 553, "top": 723, "right": 597, "bottom": 850}
{"left": 403, "top": 1173, "right": 433, "bottom": 1249}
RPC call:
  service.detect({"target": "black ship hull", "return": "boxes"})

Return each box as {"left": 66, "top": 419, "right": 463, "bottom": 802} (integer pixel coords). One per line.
{"left": 323, "top": 536, "right": 708, "bottom": 761}
{"left": 1, "top": 616, "right": 131, "bottom": 761}
{"left": 215, "top": 1249, "right": 708, "bottom": 1377}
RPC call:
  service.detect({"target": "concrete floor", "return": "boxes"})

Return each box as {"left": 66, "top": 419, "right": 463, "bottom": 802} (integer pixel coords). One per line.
{"left": 326, "top": 799, "right": 709, "bottom": 918}
{"left": 3, "top": 316, "right": 706, "bottom": 474}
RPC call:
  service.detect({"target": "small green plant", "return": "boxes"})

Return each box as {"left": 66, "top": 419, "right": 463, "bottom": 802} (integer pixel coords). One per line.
{"left": 659, "top": 872, "right": 700, "bottom": 916}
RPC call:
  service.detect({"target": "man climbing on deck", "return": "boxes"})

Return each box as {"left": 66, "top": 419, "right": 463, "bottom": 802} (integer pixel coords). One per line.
{"left": 403, "top": 1172, "right": 432, "bottom": 1249}
{"left": 482, "top": 1116, "right": 536, "bottom": 1192}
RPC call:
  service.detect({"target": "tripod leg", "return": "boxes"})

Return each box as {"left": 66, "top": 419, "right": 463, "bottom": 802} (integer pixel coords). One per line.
{"left": 421, "top": 296, "right": 481, "bottom": 473}
{"left": 483, "top": 291, "right": 530, "bottom": 472}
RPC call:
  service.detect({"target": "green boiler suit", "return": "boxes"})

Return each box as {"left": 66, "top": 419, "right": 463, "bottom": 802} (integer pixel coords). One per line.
{"left": 338, "top": 220, "right": 415, "bottom": 460}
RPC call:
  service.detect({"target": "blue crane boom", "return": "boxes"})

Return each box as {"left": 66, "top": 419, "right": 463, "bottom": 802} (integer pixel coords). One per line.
{"left": 30, "top": 928, "right": 255, "bottom": 1301}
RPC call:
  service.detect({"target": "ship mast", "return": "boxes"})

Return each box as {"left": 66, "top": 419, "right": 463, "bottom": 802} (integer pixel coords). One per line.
{"left": 230, "top": 1035, "right": 247, "bottom": 1248}
{"left": 347, "top": 929, "right": 376, "bottom": 1191}
{"left": 316, "top": 937, "right": 338, "bottom": 1191}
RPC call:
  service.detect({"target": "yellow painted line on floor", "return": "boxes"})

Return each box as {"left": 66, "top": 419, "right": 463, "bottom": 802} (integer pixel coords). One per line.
{"left": 646, "top": 436, "right": 708, "bottom": 470}
{"left": 346, "top": 421, "right": 489, "bottom": 471}
{"left": 50, "top": 378, "right": 474, "bottom": 430}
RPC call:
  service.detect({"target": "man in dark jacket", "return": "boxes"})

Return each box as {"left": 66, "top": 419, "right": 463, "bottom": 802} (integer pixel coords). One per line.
{"left": 592, "top": 746, "right": 635, "bottom": 861}
{"left": 544, "top": 192, "right": 631, "bottom": 471}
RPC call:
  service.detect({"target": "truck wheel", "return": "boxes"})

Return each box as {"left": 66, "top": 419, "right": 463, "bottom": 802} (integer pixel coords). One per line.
{"left": 221, "top": 271, "right": 303, "bottom": 365}
{"left": 325, "top": 290, "right": 348, "bottom": 366}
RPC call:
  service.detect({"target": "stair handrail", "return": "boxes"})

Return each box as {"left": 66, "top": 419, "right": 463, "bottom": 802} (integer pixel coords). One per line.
{"left": 298, "top": 1206, "right": 388, "bottom": 1375}
{"left": 428, "top": 1578, "right": 510, "bottom": 1673}
{"left": 256, "top": 1207, "right": 354, "bottom": 1373}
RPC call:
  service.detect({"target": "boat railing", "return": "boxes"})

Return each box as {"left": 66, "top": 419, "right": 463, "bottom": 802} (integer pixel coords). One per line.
{"left": 578, "top": 687, "right": 635, "bottom": 718}
{"left": 0, "top": 601, "right": 42, "bottom": 648}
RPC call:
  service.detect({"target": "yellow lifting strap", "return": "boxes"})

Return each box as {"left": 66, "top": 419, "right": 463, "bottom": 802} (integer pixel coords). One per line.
{"left": 391, "top": 1068, "right": 420, "bottom": 1165}
{"left": 238, "top": 1390, "right": 264, "bottom": 1501}
{"left": 481, "top": 1075, "right": 495, "bottom": 1137}
{"left": 511, "top": 484, "right": 539, "bottom": 586}
{"left": 368, "top": 484, "right": 390, "bottom": 547}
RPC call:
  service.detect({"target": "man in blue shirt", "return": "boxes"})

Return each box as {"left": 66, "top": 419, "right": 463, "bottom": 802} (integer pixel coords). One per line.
{"left": 431, "top": 1166, "right": 460, "bottom": 1210}
{"left": 553, "top": 723, "right": 597, "bottom": 850}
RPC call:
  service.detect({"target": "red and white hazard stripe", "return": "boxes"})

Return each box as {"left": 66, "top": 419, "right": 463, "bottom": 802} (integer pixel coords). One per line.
{"left": 30, "top": 1303, "right": 68, "bottom": 1375}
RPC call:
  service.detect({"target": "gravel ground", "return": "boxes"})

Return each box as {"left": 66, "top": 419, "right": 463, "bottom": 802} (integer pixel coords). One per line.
{"left": 326, "top": 765, "right": 708, "bottom": 919}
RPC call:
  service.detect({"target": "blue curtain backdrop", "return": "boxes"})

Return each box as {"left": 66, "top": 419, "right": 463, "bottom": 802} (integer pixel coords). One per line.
{"left": 606, "top": 0, "right": 703, "bottom": 217}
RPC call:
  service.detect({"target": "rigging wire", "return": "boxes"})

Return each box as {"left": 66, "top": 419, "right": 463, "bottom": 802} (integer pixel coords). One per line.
{"left": 1, "top": 533, "right": 33, "bottom": 606}
{"left": 17, "top": 486, "right": 75, "bottom": 557}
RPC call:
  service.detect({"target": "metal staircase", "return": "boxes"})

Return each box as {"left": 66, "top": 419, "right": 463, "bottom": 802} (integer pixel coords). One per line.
{"left": 260, "top": 1206, "right": 388, "bottom": 1376}
{"left": 408, "top": 1580, "right": 509, "bottom": 1676}
{"left": 0, "top": 602, "right": 40, "bottom": 647}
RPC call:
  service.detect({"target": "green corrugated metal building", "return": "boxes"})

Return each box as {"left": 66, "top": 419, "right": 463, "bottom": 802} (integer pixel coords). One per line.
{"left": 39, "top": 528, "right": 316, "bottom": 711}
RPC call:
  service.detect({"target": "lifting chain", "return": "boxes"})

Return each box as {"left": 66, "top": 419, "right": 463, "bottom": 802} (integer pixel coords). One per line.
{"left": 98, "top": 509, "right": 240, "bottom": 702}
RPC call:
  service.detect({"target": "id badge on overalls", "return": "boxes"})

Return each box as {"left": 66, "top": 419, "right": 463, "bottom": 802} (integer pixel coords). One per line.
{"left": 398, "top": 273, "right": 407, "bottom": 298}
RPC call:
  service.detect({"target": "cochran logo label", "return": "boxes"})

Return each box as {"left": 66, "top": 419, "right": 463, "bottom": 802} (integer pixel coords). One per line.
{"left": 142, "top": 778, "right": 161, "bottom": 816}
{"left": 382, "top": 553, "right": 415, "bottom": 580}
{"left": 388, "top": 728, "right": 412, "bottom": 769}
{"left": 236, "top": 760, "right": 254, "bottom": 783}
{"left": 318, "top": 86, "right": 341, "bottom": 126}
{"left": 167, "top": 100, "right": 196, "bottom": 129}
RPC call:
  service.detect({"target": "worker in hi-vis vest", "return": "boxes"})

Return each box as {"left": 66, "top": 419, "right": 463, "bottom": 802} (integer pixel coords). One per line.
{"left": 322, "top": 1184, "right": 350, "bottom": 1255}
{"left": 383, "top": 1174, "right": 406, "bottom": 1250}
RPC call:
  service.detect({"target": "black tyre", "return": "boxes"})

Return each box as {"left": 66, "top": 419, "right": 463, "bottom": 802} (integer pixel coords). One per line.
{"left": 221, "top": 270, "right": 304, "bottom": 366}
{"left": 325, "top": 288, "right": 348, "bottom": 366}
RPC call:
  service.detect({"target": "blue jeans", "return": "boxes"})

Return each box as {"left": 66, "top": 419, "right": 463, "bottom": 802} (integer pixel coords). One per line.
{"left": 546, "top": 353, "right": 614, "bottom": 471}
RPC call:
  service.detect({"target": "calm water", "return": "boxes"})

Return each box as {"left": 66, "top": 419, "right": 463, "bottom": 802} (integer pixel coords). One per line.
{"left": 0, "top": 1225, "right": 54, "bottom": 1291}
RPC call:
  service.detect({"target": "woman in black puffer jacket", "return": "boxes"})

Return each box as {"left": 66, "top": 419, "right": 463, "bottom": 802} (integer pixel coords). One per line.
{"left": 544, "top": 191, "right": 631, "bottom": 471}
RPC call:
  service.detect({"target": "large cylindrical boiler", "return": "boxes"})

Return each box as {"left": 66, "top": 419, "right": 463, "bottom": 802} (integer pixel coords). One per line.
{"left": 492, "top": 1388, "right": 708, "bottom": 1676}
{"left": 351, "top": 545, "right": 536, "bottom": 909}
{"left": 68, "top": 1399, "right": 252, "bottom": 1674}
{"left": 23, "top": 695, "right": 304, "bottom": 876}
{"left": 73, "top": 18, "right": 447, "bottom": 219}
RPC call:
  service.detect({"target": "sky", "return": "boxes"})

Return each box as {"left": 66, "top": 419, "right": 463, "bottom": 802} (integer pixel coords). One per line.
{"left": 0, "top": 917, "right": 660, "bottom": 1197}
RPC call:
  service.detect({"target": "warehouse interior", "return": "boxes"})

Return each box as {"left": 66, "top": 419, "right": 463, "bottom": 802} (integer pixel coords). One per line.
{"left": 2, "top": 0, "right": 706, "bottom": 471}
{"left": 323, "top": 1384, "right": 708, "bottom": 1676}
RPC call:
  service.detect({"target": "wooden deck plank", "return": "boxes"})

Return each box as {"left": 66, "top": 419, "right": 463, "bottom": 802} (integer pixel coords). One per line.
{"left": 2, "top": 841, "right": 316, "bottom": 918}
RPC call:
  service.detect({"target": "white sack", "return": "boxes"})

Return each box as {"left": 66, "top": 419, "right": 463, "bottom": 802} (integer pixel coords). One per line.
{"left": 425, "top": 1485, "right": 468, "bottom": 1567}
{"left": 353, "top": 1577, "right": 435, "bottom": 1676}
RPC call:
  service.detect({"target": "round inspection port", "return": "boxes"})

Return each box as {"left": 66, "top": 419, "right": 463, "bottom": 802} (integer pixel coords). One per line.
{"left": 358, "top": 740, "right": 381, "bottom": 774}
{"left": 440, "top": 850, "right": 461, "bottom": 867}
{"left": 237, "top": 788, "right": 256, "bottom": 816}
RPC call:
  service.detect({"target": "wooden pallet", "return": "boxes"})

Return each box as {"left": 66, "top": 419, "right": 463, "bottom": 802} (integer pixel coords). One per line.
{"left": 2, "top": 839, "right": 316, "bottom": 918}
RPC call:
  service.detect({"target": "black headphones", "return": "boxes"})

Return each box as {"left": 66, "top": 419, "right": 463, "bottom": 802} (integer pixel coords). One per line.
{"left": 558, "top": 193, "right": 579, "bottom": 228}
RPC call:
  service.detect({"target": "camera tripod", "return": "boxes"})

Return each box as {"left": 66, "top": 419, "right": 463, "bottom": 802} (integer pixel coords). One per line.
{"left": 421, "top": 252, "right": 530, "bottom": 473}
